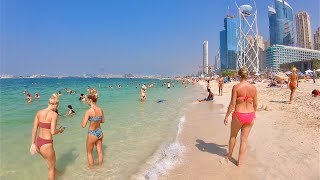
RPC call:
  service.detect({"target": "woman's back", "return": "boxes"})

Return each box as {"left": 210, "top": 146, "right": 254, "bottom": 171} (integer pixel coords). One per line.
{"left": 290, "top": 73, "right": 298, "bottom": 81}
{"left": 234, "top": 82, "right": 257, "bottom": 113}
{"left": 37, "top": 109, "right": 57, "bottom": 140}
{"left": 87, "top": 107, "right": 103, "bottom": 130}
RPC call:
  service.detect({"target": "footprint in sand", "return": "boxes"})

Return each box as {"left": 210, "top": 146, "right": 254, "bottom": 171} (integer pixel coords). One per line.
{"left": 219, "top": 157, "right": 228, "bottom": 165}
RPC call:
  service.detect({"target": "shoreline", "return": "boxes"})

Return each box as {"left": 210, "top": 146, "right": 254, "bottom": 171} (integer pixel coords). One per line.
{"left": 130, "top": 84, "right": 202, "bottom": 179}
{"left": 161, "top": 80, "right": 320, "bottom": 179}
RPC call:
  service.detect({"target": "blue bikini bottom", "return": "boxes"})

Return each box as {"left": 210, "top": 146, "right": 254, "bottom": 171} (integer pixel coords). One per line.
{"left": 88, "top": 128, "right": 103, "bottom": 139}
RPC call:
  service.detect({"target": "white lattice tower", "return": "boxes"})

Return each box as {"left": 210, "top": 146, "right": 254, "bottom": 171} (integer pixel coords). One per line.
{"left": 235, "top": 0, "right": 259, "bottom": 73}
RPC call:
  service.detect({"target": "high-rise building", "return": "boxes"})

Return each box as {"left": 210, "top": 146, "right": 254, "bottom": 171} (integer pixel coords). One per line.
{"left": 268, "top": 0, "right": 295, "bottom": 46}
{"left": 203, "top": 41, "right": 209, "bottom": 75}
{"left": 264, "top": 39, "right": 270, "bottom": 49}
{"left": 314, "top": 27, "right": 320, "bottom": 51}
{"left": 296, "top": 11, "right": 312, "bottom": 49}
{"left": 246, "top": 35, "right": 267, "bottom": 71}
{"left": 220, "top": 15, "right": 238, "bottom": 70}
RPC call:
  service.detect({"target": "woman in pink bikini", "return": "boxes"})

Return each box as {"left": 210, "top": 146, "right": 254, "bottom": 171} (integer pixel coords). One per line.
{"left": 223, "top": 66, "right": 257, "bottom": 166}
{"left": 30, "top": 94, "right": 65, "bottom": 180}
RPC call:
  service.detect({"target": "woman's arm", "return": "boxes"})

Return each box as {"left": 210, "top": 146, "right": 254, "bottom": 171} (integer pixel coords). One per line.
{"left": 51, "top": 112, "right": 63, "bottom": 135}
{"left": 31, "top": 112, "right": 39, "bottom": 144}
{"left": 101, "top": 110, "right": 105, "bottom": 123}
{"left": 253, "top": 87, "right": 258, "bottom": 112}
{"left": 81, "top": 111, "right": 90, "bottom": 128}
{"left": 224, "top": 86, "right": 237, "bottom": 125}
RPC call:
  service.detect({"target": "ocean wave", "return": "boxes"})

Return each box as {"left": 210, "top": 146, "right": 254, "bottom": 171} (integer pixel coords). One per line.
{"left": 143, "top": 116, "right": 186, "bottom": 180}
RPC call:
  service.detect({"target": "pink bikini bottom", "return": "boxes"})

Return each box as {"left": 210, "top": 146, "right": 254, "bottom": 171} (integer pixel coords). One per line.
{"left": 232, "top": 112, "right": 255, "bottom": 125}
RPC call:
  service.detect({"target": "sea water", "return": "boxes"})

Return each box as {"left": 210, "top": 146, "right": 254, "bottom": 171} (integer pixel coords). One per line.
{"left": 0, "top": 78, "right": 199, "bottom": 179}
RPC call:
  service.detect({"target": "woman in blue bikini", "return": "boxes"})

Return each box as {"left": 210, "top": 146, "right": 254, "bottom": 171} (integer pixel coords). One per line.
{"left": 81, "top": 88, "right": 105, "bottom": 167}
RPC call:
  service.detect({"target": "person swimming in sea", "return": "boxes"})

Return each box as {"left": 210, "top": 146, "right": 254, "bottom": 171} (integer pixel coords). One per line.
{"left": 35, "top": 93, "right": 40, "bottom": 99}
{"left": 140, "top": 84, "right": 147, "bottom": 102}
{"left": 67, "top": 105, "right": 75, "bottom": 116}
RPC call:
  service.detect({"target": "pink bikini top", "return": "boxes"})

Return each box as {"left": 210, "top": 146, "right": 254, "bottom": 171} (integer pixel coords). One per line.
{"left": 39, "top": 121, "right": 51, "bottom": 129}
{"left": 237, "top": 96, "right": 253, "bottom": 101}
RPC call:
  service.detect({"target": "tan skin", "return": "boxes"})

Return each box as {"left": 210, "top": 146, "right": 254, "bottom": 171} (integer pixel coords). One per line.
{"left": 31, "top": 103, "right": 64, "bottom": 180}
{"left": 140, "top": 88, "right": 147, "bottom": 102}
{"left": 288, "top": 71, "right": 298, "bottom": 104}
{"left": 224, "top": 76, "right": 257, "bottom": 166}
{"left": 81, "top": 98, "right": 105, "bottom": 168}
{"left": 218, "top": 75, "right": 224, "bottom": 96}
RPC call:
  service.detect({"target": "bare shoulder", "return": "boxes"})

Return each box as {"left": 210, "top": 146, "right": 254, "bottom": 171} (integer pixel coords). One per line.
{"left": 48, "top": 110, "right": 58, "bottom": 118}
{"left": 232, "top": 84, "right": 239, "bottom": 92}
{"left": 97, "top": 106, "right": 103, "bottom": 113}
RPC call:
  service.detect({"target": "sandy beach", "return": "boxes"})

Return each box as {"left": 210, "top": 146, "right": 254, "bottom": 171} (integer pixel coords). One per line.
{"left": 161, "top": 79, "right": 320, "bottom": 180}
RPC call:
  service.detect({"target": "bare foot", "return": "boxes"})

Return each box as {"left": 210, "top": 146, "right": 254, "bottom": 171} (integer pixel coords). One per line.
{"left": 224, "top": 153, "right": 231, "bottom": 161}
{"left": 237, "top": 161, "right": 242, "bottom": 167}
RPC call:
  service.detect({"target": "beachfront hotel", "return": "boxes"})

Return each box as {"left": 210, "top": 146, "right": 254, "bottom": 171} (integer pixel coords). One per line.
{"left": 203, "top": 41, "right": 209, "bottom": 75}
{"left": 220, "top": 15, "right": 238, "bottom": 70}
{"left": 296, "top": 11, "right": 312, "bottom": 49}
{"left": 268, "top": 0, "right": 295, "bottom": 46}
{"left": 266, "top": 45, "right": 320, "bottom": 71}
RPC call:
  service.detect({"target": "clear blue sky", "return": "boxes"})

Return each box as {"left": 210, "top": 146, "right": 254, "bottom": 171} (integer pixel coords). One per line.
{"left": 1, "top": 0, "right": 319, "bottom": 76}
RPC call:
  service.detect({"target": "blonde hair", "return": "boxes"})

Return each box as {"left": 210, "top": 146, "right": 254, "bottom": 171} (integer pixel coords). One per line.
{"left": 48, "top": 94, "right": 59, "bottom": 105}
{"left": 238, "top": 66, "right": 248, "bottom": 79}
{"left": 291, "top": 67, "right": 297, "bottom": 72}
{"left": 87, "top": 88, "right": 98, "bottom": 103}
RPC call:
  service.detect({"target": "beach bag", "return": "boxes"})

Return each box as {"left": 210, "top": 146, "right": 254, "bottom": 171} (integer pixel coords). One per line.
{"left": 311, "top": 89, "right": 320, "bottom": 97}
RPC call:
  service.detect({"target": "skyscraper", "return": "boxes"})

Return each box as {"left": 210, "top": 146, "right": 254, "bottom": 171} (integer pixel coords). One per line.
{"left": 314, "top": 27, "right": 320, "bottom": 51}
{"left": 268, "top": 0, "right": 295, "bottom": 46}
{"left": 246, "top": 35, "right": 266, "bottom": 71}
{"left": 296, "top": 11, "right": 312, "bottom": 49}
{"left": 203, "top": 41, "right": 209, "bottom": 75}
{"left": 220, "top": 15, "right": 238, "bottom": 70}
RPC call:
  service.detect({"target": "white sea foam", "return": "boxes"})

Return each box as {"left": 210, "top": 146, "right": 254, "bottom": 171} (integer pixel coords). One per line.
{"left": 143, "top": 116, "right": 186, "bottom": 180}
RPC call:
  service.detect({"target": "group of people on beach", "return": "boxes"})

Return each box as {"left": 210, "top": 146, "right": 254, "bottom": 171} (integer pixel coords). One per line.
{"left": 29, "top": 81, "right": 180, "bottom": 179}
{"left": 30, "top": 88, "right": 105, "bottom": 180}
{"left": 28, "top": 67, "right": 303, "bottom": 179}
{"left": 198, "top": 66, "right": 300, "bottom": 166}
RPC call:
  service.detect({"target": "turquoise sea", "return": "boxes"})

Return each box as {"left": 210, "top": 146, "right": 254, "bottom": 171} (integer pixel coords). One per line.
{"left": 0, "top": 78, "right": 199, "bottom": 179}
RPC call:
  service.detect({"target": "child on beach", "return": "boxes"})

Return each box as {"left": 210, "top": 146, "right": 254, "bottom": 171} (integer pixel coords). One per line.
{"left": 81, "top": 89, "right": 105, "bottom": 167}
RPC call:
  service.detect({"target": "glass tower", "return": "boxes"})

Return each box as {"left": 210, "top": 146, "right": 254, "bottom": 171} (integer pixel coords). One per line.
{"left": 268, "top": 0, "right": 295, "bottom": 46}
{"left": 220, "top": 16, "right": 238, "bottom": 70}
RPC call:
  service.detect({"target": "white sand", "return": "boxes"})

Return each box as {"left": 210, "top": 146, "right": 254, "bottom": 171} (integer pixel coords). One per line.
{"left": 161, "top": 79, "right": 320, "bottom": 180}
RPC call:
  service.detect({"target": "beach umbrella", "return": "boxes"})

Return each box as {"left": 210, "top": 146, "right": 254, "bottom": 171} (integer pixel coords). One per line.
{"left": 275, "top": 72, "right": 288, "bottom": 81}
{"left": 297, "top": 72, "right": 304, "bottom": 76}
{"left": 305, "top": 69, "right": 313, "bottom": 73}
{"left": 285, "top": 71, "right": 292, "bottom": 75}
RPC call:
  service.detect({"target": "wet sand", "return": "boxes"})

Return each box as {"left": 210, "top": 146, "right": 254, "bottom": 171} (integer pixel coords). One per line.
{"left": 161, "top": 80, "right": 320, "bottom": 180}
